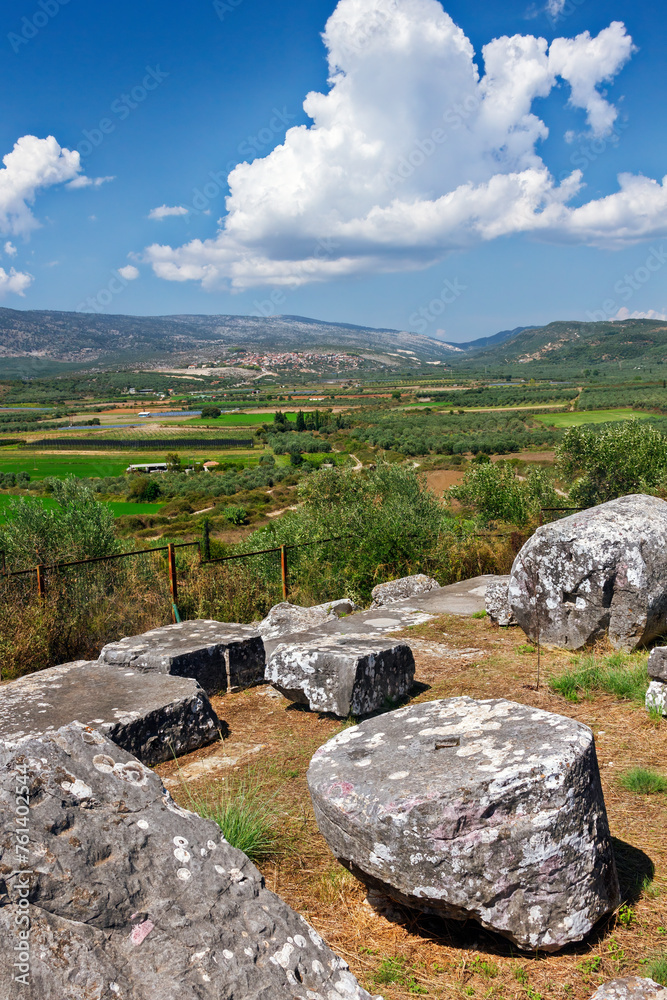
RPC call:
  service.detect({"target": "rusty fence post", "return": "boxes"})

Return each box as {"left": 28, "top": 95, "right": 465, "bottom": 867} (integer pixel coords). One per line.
{"left": 280, "top": 545, "right": 288, "bottom": 600}
{"left": 36, "top": 564, "right": 46, "bottom": 598}
{"left": 168, "top": 543, "right": 178, "bottom": 605}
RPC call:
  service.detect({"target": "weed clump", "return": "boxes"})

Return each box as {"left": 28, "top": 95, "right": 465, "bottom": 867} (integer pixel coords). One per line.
{"left": 373, "top": 956, "right": 427, "bottom": 994}
{"left": 646, "top": 954, "right": 667, "bottom": 987}
{"left": 549, "top": 651, "right": 649, "bottom": 704}
{"left": 620, "top": 767, "right": 667, "bottom": 795}
{"left": 181, "top": 774, "right": 279, "bottom": 865}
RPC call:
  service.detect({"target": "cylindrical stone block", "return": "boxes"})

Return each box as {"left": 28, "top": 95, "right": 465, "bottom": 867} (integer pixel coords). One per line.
{"left": 308, "top": 697, "right": 620, "bottom": 951}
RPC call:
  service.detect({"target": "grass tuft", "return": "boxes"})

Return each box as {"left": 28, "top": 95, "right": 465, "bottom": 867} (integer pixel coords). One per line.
{"left": 620, "top": 767, "right": 667, "bottom": 795}
{"left": 181, "top": 773, "right": 279, "bottom": 865}
{"left": 373, "top": 956, "right": 428, "bottom": 994}
{"left": 548, "top": 651, "right": 649, "bottom": 704}
{"left": 646, "top": 953, "right": 667, "bottom": 987}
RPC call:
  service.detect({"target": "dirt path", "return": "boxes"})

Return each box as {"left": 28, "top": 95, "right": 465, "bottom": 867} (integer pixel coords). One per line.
{"left": 425, "top": 469, "right": 465, "bottom": 494}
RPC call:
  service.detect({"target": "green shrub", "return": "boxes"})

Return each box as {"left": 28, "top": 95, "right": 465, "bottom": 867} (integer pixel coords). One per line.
{"left": 448, "top": 461, "right": 557, "bottom": 525}
{"left": 549, "top": 652, "right": 649, "bottom": 704}
{"left": 128, "top": 475, "right": 161, "bottom": 502}
{"left": 224, "top": 504, "right": 247, "bottom": 525}
{"left": 556, "top": 420, "right": 667, "bottom": 504}
{"left": 0, "top": 477, "right": 119, "bottom": 570}
{"left": 620, "top": 768, "right": 667, "bottom": 795}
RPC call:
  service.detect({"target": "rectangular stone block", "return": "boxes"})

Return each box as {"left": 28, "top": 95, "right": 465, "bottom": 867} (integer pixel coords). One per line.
{"left": 265, "top": 632, "right": 415, "bottom": 717}
{"left": 99, "top": 619, "right": 265, "bottom": 694}
{"left": 647, "top": 647, "right": 667, "bottom": 682}
{"left": 0, "top": 660, "right": 222, "bottom": 765}
{"left": 646, "top": 680, "right": 667, "bottom": 716}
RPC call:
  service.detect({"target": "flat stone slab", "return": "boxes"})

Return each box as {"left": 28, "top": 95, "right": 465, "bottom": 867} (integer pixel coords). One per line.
{"left": 0, "top": 660, "right": 221, "bottom": 765}
{"left": 646, "top": 680, "right": 667, "bottom": 717}
{"left": 262, "top": 575, "right": 496, "bottom": 656}
{"left": 308, "top": 696, "right": 619, "bottom": 951}
{"left": 0, "top": 724, "right": 378, "bottom": 1000}
{"left": 100, "top": 619, "right": 265, "bottom": 694}
{"left": 266, "top": 633, "right": 415, "bottom": 717}
{"left": 589, "top": 979, "right": 667, "bottom": 1000}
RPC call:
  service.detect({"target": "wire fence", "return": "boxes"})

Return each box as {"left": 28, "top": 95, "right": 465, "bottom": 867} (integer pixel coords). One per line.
{"left": 0, "top": 502, "right": 591, "bottom": 670}
{"left": 0, "top": 507, "right": 588, "bottom": 612}
{"left": 0, "top": 534, "right": 358, "bottom": 620}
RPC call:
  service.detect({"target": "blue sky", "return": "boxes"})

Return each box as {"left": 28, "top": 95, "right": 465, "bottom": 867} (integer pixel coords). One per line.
{"left": 1, "top": 0, "right": 667, "bottom": 342}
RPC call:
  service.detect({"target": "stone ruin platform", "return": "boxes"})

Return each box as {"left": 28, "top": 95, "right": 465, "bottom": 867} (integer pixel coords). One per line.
{"left": 99, "top": 619, "right": 265, "bottom": 694}
{"left": 261, "top": 575, "right": 494, "bottom": 657}
{"left": 266, "top": 633, "right": 415, "bottom": 717}
{"left": 0, "top": 660, "right": 221, "bottom": 766}
{"left": 307, "top": 696, "right": 620, "bottom": 952}
{"left": 0, "top": 723, "right": 377, "bottom": 1000}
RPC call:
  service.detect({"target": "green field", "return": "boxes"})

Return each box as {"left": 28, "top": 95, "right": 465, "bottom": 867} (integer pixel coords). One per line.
{"left": 0, "top": 494, "right": 164, "bottom": 524}
{"left": 534, "top": 408, "right": 652, "bottom": 428}
{"left": 0, "top": 449, "right": 262, "bottom": 480}
{"left": 180, "top": 412, "right": 297, "bottom": 427}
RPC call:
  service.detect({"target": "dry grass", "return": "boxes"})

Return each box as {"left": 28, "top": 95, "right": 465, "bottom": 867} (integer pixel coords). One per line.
{"left": 156, "top": 614, "right": 667, "bottom": 1000}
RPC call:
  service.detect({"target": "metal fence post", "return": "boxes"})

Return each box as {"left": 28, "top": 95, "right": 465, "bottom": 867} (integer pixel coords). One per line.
{"left": 202, "top": 518, "right": 210, "bottom": 562}
{"left": 36, "top": 564, "right": 46, "bottom": 598}
{"left": 168, "top": 543, "right": 178, "bottom": 604}
{"left": 280, "top": 545, "right": 288, "bottom": 600}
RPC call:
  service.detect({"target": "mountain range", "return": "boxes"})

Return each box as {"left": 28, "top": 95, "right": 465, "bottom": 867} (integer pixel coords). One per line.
{"left": 0, "top": 307, "right": 666, "bottom": 375}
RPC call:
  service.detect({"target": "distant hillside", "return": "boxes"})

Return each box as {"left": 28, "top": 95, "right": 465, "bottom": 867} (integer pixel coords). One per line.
{"left": 454, "top": 326, "right": 530, "bottom": 351}
{"left": 0, "top": 308, "right": 461, "bottom": 369}
{"left": 3, "top": 309, "right": 665, "bottom": 376}
{"left": 453, "top": 319, "right": 667, "bottom": 368}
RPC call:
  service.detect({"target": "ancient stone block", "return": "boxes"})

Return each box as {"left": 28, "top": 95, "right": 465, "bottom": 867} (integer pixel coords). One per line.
{"left": 99, "top": 619, "right": 265, "bottom": 693}
{"left": 266, "top": 633, "right": 415, "bottom": 717}
{"left": 646, "top": 680, "right": 667, "bottom": 717}
{"left": 485, "top": 576, "right": 517, "bottom": 626}
{"left": 588, "top": 979, "right": 667, "bottom": 1000}
{"left": 370, "top": 574, "right": 440, "bottom": 609}
{"left": 257, "top": 598, "right": 357, "bottom": 641}
{"left": 0, "top": 724, "right": 378, "bottom": 1000}
{"left": 307, "top": 696, "right": 620, "bottom": 951}
{"left": 647, "top": 647, "right": 667, "bottom": 683}
{"left": 0, "top": 660, "right": 221, "bottom": 765}
{"left": 509, "top": 495, "right": 667, "bottom": 651}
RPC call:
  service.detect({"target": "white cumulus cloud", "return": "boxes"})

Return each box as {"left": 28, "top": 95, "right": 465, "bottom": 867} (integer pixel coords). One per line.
{"left": 118, "top": 264, "right": 140, "bottom": 280}
{"left": 148, "top": 204, "right": 189, "bottom": 220}
{"left": 0, "top": 134, "right": 103, "bottom": 238}
{"left": 144, "top": 0, "right": 644, "bottom": 290}
{"left": 0, "top": 134, "right": 105, "bottom": 296}
{"left": 614, "top": 306, "right": 667, "bottom": 321}
{"left": 0, "top": 266, "right": 32, "bottom": 297}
